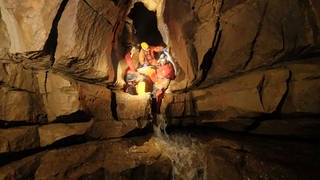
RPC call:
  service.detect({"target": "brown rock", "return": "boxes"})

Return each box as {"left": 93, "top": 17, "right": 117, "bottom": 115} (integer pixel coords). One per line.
{"left": 115, "top": 91, "right": 151, "bottom": 121}
{"left": 203, "top": 0, "right": 318, "bottom": 83}
{"left": 79, "top": 82, "right": 113, "bottom": 121}
{"left": 34, "top": 137, "right": 165, "bottom": 179}
{"left": 54, "top": 0, "right": 116, "bottom": 81}
{"left": 206, "top": 136, "right": 319, "bottom": 179}
{"left": 0, "top": 87, "right": 45, "bottom": 122}
{"left": 38, "top": 120, "right": 93, "bottom": 147}
{"left": 0, "top": 154, "right": 41, "bottom": 180}
{"left": 88, "top": 119, "right": 148, "bottom": 139}
{"left": 0, "top": 126, "right": 39, "bottom": 153}
{"left": 206, "top": 138, "right": 242, "bottom": 180}
{"left": 209, "top": 117, "right": 320, "bottom": 138}
{"left": 161, "top": 92, "right": 196, "bottom": 118}
{"left": 103, "top": 138, "right": 162, "bottom": 173}
{"left": 164, "top": 0, "right": 197, "bottom": 90}
{"left": 261, "top": 69, "right": 290, "bottom": 113}
{"left": 281, "top": 62, "right": 320, "bottom": 114}
{"left": 0, "top": 87, "right": 31, "bottom": 121}
{"left": 85, "top": 0, "right": 119, "bottom": 24}
{"left": 79, "top": 83, "right": 149, "bottom": 139}
{"left": 193, "top": 71, "right": 264, "bottom": 121}
{"left": 35, "top": 142, "right": 103, "bottom": 179}
{"left": 192, "top": 0, "right": 221, "bottom": 69}
{"left": 0, "top": 63, "right": 35, "bottom": 91}
{"left": 37, "top": 72, "right": 82, "bottom": 121}
{"left": 192, "top": 68, "right": 289, "bottom": 121}
{"left": 0, "top": 10, "right": 10, "bottom": 59}
{"left": 250, "top": 118, "right": 320, "bottom": 137}
{"left": 309, "top": 0, "right": 320, "bottom": 44}
{"left": 0, "top": 0, "right": 63, "bottom": 53}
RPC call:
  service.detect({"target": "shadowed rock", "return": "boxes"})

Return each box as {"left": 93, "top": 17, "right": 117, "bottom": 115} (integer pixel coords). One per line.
{"left": 39, "top": 120, "right": 93, "bottom": 147}
{"left": 0, "top": 126, "right": 39, "bottom": 153}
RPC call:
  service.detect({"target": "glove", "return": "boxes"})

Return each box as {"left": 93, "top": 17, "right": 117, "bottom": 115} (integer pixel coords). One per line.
{"left": 162, "top": 47, "right": 167, "bottom": 53}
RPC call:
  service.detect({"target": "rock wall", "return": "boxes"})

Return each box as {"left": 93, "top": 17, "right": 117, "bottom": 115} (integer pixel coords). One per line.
{"left": 0, "top": 0, "right": 147, "bottom": 161}
{"left": 0, "top": 0, "right": 320, "bottom": 179}
{"left": 162, "top": 0, "right": 320, "bottom": 136}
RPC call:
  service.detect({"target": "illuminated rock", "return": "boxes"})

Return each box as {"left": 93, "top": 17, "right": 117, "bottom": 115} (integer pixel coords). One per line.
{"left": 115, "top": 91, "right": 152, "bottom": 121}
{"left": 34, "top": 138, "right": 168, "bottom": 179}
{"left": 0, "top": 0, "right": 63, "bottom": 53}
{"left": 0, "top": 63, "right": 35, "bottom": 92}
{"left": 0, "top": 126, "right": 39, "bottom": 153}
{"left": 37, "top": 72, "right": 82, "bottom": 122}
{"left": 165, "top": 0, "right": 320, "bottom": 89}
{"left": 193, "top": 68, "right": 289, "bottom": 121}
{"left": 0, "top": 87, "right": 46, "bottom": 122}
{"left": 53, "top": 0, "right": 117, "bottom": 81}
{"left": 39, "top": 120, "right": 93, "bottom": 147}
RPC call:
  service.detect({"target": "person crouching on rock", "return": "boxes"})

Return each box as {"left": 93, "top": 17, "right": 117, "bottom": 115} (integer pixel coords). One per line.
{"left": 139, "top": 42, "right": 165, "bottom": 67}
{"left": 124, "top": 46, "right": 146, "bottom": 95}
{"left": 135, "top": 42, "right": 165, "bottom": 95}
{"left": 152, "top": 52, "right": 176, "bottom": 113}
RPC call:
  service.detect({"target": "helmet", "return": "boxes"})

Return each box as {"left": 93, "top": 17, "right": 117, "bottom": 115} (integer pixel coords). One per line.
{"left": 141, "top": 42, "right": 149, "bottom": 50}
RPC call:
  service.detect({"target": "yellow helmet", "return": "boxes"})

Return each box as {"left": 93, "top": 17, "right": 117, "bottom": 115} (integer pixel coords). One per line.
{"left": 141, "top": 42, "right": 149, "bottom": 50}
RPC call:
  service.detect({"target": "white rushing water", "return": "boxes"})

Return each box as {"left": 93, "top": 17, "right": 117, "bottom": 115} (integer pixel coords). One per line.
{"left": 153, "top": 114, "right": 207, "bottom": 180}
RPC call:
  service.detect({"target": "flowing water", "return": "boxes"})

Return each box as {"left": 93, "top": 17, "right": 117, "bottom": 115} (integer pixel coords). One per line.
{"left": 153, "top": 114, "right": 207, "bottom": 180}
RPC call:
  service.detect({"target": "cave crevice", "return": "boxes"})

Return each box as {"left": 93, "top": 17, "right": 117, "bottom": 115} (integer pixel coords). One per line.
{"left": 127, "top": 2, "right": 165, "bottom": 46}
{"left": 42, "top": 0, "right": 69, "bottom": 66}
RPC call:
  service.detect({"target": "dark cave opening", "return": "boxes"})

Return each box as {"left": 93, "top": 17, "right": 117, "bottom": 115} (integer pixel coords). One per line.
{"left": 127, "top": 2, "right": 165, "bottom": 46}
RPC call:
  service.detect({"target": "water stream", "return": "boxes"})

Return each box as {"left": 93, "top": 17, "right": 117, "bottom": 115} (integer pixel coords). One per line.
{"left": 153, "top": 114, "right": 207, "bottom": 180}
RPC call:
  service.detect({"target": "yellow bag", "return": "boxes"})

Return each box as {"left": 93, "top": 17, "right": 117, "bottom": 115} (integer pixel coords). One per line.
{"left": 136, "top": 81, "right": 146, "bottom": 95}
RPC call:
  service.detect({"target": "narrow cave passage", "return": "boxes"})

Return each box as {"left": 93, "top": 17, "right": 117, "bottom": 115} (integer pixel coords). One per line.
{"left": 127, "top": 2, "right": 165, "bottom": 46}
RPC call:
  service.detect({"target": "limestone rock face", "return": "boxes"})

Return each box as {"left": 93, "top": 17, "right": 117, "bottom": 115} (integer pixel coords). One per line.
{"left": 281, "top": 61, "right": 320, "bottom": 114}
{"left": 0, "top": 0, "right": 318, "bottom": 134}
{"left": 0, "top": 126, "right": 39, "bottom": 153}
{"left": 79, "top": 83, "right": 113, "bottom": 121}
{"left": 206, "top": 136, "right": 320, "bottom": 179}
{"left": 0, "top": 154, "right": 41, "bottom": 180}
{"left": 161, "top": 92, "right": 197, "bottom": 121}
{"left": 0, "top": 0, "right": 319, "bottom": 178}
{"left": 192, "top": 68, "right": 289, "bottom": 121}
{"left": 0, "top": 9, "right": 10, "bottom": 59}
{"left": 115, "top": 91, "right": 151, "bottom": 121}
{"left": 190, "top": 59, "right": 320, "bottom": 134}
{"left": 33, "top": 138, "right": 167, "bottom": 179}
{"left": 0, "top": 87, "right": 45, "bottom": 122}
{"left": 0, "top": 135, "right": 319, "bottom": 179}
{"left": 0, "top": 63, "right": 36, "bottom": 92}
{"left": 39, "top": 121, "right": 93, "bottom": 147}
{"left": 0, "top": 0, "right": 63, "bottom": 53}
{"left": 165, "top": 0, "right": 320, "bottom": 88}
{"left": 37, "top": 72, "right": 82, "bottom": 122}
{"left": 53, "top": 0, "right": 117, "bottom": 81}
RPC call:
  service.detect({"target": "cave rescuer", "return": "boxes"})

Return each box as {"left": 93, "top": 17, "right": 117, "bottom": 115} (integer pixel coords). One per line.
{"left": 152, "top": 49, "right": 176, "bottom": 114}
{"left": 136, "top": 42, "right": 165, "bottom": 94}
{"left": 139, "top": 42, "right": 165, "bottom": 66}
{"left": 124, "top": 45, "right": 146, "bottom": 95}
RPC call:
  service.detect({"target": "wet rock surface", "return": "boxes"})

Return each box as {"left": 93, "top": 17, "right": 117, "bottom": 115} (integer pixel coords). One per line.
{"left": 0, "top": 0, "right": 319, "bottom": 179}
{"left": 0, "top": 132, "right": 319, "bottom": 179}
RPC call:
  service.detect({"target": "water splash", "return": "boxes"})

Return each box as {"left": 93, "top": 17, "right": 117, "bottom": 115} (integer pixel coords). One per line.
{"left": 153, "top": 114, "right": 207, "bottom": 180}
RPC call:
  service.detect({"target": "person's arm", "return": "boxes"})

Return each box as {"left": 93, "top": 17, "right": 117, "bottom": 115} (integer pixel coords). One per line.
{"left": 151, "top": 46, "right": 164, "bottom": 52}
{"left": 125, "top": 53, "right": 136, "bottom": 72}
